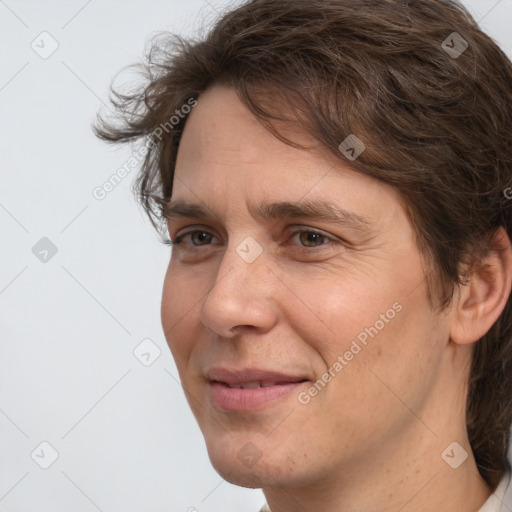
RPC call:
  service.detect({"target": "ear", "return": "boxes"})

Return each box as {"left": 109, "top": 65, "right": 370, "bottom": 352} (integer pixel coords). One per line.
{"left": 450, "top": 227, "right": 512, "bottom": 345}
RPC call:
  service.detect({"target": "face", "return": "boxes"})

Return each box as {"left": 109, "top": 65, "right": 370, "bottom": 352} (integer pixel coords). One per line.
{"left": 161, "top": 85, "right": 453, "bottom": 489}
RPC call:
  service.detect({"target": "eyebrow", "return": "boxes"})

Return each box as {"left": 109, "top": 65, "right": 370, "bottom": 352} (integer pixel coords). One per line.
{"left": 163, "top": 199, "right": 372, "bottom": 231}
{"left": 163, "top": 201, "right": 213, "bottom": 220}
{"left": 249, "top": 200, "right": 372, "bottom": 230}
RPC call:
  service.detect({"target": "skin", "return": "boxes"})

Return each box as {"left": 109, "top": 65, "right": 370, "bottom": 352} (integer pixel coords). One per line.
{"left": 161, "top": 85, "right": 512, "bottom": 512}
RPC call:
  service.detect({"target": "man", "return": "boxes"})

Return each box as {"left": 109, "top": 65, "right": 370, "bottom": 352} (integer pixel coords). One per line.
{"left": 95, "top": 1, "right": 512, "bottom": 510}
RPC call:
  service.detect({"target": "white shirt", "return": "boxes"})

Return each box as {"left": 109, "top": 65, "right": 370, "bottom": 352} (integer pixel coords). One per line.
{"left": 258, "top": 471, "right": 512, "bottom": 512}
{"left": 478, "top": 471, "right": 512, "bottom": 512}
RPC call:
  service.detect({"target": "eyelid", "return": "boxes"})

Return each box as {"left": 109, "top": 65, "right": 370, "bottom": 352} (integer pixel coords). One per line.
{"left": 284, "top": 228, "right": 338, "bottom": 250}
{"left": 172, "top": 226, "right": 221, "bottom": 246}
{"left": 287, "top": 225, "right": 338, "bottom": 241}
{"left": 171, "top": 224, "right": 220, "bottom": 240}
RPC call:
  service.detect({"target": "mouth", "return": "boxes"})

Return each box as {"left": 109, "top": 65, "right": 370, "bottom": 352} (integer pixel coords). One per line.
{"left": 205, "top": 367, "right": 310, "bottom": 411}
{"left": 214, "top": 379, "right": 306, "bottom": 389}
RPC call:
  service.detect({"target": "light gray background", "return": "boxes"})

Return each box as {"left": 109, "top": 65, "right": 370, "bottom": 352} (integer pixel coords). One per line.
{"left": 1, "top": 1, "right": 512, "bottom": 511}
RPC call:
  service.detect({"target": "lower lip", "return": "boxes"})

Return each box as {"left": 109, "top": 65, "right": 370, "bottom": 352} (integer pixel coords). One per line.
{"left": 208, "top": 381, "right": 306, "bottom": 411}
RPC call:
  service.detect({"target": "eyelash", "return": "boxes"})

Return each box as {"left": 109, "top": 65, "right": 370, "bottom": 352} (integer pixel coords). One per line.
{"left": 163, "top": 228, "right": 337, "bottom": 250}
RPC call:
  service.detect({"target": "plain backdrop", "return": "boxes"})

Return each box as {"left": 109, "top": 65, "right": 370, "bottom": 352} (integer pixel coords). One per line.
{"left": 1, "top": 1, "right": 512, "bottom": 511}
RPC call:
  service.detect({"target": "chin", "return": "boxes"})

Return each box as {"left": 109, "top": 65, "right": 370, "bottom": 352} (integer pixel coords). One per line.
{"left": 207, "top": 453, "right": 268, "bottom": 488}
{"left": 206, "top": 440, "right": 308, "bottom": 490}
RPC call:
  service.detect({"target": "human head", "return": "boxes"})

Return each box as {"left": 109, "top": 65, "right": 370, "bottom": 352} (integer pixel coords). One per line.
{"left": 95, "top": 0, "right": 512, "bottom": 494}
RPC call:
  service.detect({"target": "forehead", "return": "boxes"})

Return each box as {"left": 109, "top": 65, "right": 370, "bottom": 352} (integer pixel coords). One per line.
{"left": 175, "top": 85, "right": 325, "bottom": 181}
{"left": 172, "top": 84, "right": 402, "bottom": 227}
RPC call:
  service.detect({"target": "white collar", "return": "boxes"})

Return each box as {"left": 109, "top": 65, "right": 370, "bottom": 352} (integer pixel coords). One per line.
{"left": 477, "top": 471, "right": 512, "bottom": 512}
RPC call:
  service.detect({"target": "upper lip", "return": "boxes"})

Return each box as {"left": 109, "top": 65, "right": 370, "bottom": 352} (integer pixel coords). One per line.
{"left": 205, "top": 367, "right": 309, "bottom": 385}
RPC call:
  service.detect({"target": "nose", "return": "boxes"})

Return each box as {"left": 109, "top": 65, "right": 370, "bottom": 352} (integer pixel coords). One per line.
{"left": 199, "top": 240, "right": 278, "bottom": 338}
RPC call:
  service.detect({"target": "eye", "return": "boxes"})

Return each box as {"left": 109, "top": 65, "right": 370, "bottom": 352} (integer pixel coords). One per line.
{"left": 172, "top": 230, "right": 218, "bottom": 247}
{"left": 289, "top": 229, "right": 334, "bottom": 248}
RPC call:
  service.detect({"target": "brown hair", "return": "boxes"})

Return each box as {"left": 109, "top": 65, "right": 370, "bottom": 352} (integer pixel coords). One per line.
{"left": 94, "top": 0, "right": 512, "bottom": 490}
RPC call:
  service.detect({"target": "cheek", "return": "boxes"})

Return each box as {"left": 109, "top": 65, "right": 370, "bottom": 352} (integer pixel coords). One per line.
{"left": 283, "top": 272, "right": 441, "bottom": 445}
{"left": 312, "top": 270, "right": 439, "bottom": 405}
{"left": 283, "top": 257, "right": 428, "bottom": 367}
{"left": 160, "top": 264, "right": 203, "bottom": 362}
{"left": 161, "top": 267, "right": 178, "bottom": 335}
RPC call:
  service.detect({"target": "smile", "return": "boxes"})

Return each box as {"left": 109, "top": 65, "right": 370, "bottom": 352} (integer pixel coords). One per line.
{"left": 205, "top": 368, "right": 309, "bottom": 411}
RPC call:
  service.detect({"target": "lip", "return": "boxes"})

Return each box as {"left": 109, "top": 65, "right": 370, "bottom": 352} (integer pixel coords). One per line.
{"left": 205, "top": 367, "right": 310, "bottom": 412}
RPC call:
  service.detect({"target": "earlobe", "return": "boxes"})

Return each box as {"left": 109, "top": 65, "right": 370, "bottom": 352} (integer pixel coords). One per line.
{"left": 450, "top": 227, "right": 512, "bottom": 346}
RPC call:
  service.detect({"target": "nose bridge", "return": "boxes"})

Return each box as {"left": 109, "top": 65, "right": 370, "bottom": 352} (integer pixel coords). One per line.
{"left": 214, "top": 235, "right": 267, "bottom": 292}
{"left": 199, "top": 236, "right": 275, "bottom": 336}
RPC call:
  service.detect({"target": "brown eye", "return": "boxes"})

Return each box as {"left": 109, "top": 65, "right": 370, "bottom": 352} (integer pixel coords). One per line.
{"left": 190, "top": 231, "right": 213, "bottom": 246}
{"left": 173, "top": 230, "right": 218, "bottom": 247}
{"left": 298, "top": 231, "right": 330, "bottom": 247}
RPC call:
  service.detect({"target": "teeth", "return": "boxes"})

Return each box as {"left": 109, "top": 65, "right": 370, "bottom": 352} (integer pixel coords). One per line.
{"left": 224, "top": 381, "right": 277, "bottom": 389}
{"left": 241, "top": 381, "right": 260, "bottom": 389}
{"left": 223, "top": 380, "right": 300, "bottom": 389}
